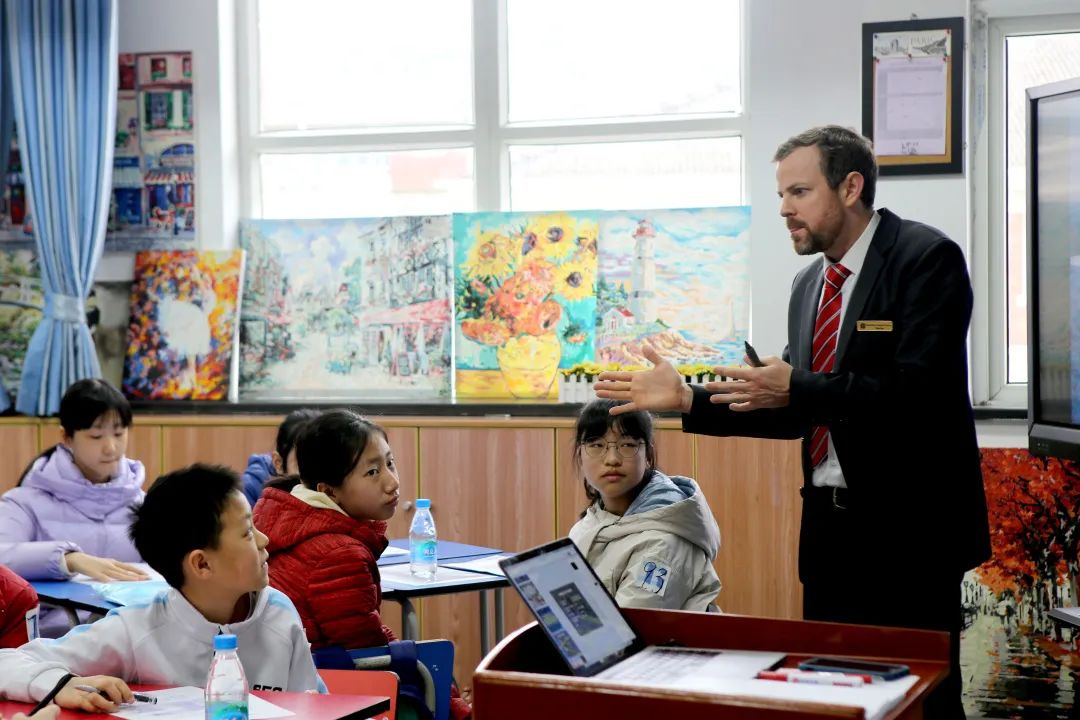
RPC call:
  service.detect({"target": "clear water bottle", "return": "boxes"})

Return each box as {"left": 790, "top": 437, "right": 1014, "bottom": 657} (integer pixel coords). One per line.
{"left": 205, "top": 634, "right": 248, "bottom": 720}
{"left": 409, "top": 498, "right": 438, "bottom": 580}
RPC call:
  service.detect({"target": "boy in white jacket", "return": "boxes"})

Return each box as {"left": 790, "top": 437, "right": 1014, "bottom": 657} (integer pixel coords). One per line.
{"left": 0, "top": 464, "right": 324, "bottom": 713}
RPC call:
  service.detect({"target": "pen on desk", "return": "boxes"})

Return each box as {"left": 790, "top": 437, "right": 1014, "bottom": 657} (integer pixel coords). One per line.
{"left": 756, "top": 670, "right": 865, "bottom": 687}
{"left": 72, "top": 684, "right": 158, "bottom": 704}
{"left": 772, "top": 667, "right": 875, "bottom": 683}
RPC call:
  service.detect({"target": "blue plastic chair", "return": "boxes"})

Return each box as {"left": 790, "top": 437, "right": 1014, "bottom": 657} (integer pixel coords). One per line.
{"left": 312, "top": 639, "right": 455, "bottom": 720}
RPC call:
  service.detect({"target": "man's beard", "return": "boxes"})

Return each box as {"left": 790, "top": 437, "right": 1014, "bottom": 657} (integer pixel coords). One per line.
{"left": 790, "top": 225, "right": 831, "bottom": 256}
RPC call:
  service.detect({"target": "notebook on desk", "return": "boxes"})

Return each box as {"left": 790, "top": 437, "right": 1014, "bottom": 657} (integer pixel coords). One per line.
{"left": 498, "top": 538, "right": 784, "bottom": 684}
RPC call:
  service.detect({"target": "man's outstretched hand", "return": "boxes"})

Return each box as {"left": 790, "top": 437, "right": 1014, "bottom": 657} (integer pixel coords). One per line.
{"left": 594, "top": 344, "right": 693, "bottom": 414}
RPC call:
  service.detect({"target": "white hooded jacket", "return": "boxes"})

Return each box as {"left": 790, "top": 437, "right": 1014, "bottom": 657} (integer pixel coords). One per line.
{"left": 0, "top": 587, "right": 324, "bottom": 702}
{"left": 569, "top": 472, "right": 721, "bottom": 611}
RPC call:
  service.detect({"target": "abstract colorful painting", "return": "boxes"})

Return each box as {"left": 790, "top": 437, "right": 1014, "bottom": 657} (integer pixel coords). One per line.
{"left": 454, "top": 211, "right": 598, "bottom": 398}
{"left": 596, "top": 207, "right": 750, "bottom": 368}
{"left": 239, "top": 217, "right": 452, "bottom": 399}
{"left": 0, "top": 251, "right": 42, "bottom": 404}
{"left": 961, "top": 448, "right": 1080, "bottom": 718}
{"left": 107, "top": 52, "right": 196, "bottom": 250}
{"left": 123, "top": 250, "right": 244, "bottom": 401}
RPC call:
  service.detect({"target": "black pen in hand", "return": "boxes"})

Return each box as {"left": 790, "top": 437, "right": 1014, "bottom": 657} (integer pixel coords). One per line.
{"left": 744, "top": 340, "right": 765, "bottom": 367}
{"left": 28, "top": 673, "right": 73, "bottom": 715}
{"left": 72, "top": 684, "right": 158, "bottom": 705}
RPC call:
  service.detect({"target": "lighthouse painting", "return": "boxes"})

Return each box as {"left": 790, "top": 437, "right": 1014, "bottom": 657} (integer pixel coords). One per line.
{"left": 595, "top": 207, "right": 750, "bottom": 367}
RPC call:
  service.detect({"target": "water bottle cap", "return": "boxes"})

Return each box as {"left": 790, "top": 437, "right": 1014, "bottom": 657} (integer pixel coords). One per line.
{"left": 214, "top": 634, "right": 238, "bottom": 651}
{"left": 415, "top": 498, "right": 431, "bottom": 509}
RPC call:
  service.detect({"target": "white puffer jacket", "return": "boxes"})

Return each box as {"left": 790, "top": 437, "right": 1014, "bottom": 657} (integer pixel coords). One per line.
{"left": 569, "top": 472, "right": 721, "bottom": 611}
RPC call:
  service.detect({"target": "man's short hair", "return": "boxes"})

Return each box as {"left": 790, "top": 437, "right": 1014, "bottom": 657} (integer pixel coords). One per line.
{"left": 130, "top": 464, "right": 241, "bottom": 589}
{"left": 773, "top": 125, "right": 877, "bottom": 208}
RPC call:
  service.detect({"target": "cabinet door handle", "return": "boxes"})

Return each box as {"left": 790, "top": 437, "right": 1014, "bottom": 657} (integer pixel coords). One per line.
{"left": 402, "top": 500, "right": 414, "bottom": 511}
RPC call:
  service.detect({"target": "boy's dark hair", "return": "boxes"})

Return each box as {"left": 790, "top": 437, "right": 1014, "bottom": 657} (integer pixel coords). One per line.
{"left": 18, "top": 378, "right": 134, "bottom": 485}
{"left": 573, "top": 399, "right": 658, "bottom": 516}
{"left": 130, "top": 464, "right": 241, "bottom": 589}
{"left": 296, "top": 409, "right": 387, "bottom": 491}
{"left": 773, "top": 125, "right": 878, "bottom": 209}
{"left": 275, "top": 408, "right": 321, "bottom": 463}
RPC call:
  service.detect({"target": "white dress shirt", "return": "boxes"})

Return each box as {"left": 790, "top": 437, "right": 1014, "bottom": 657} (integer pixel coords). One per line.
{"left": 811, "top": 211, "right": 880, "bottom": 489}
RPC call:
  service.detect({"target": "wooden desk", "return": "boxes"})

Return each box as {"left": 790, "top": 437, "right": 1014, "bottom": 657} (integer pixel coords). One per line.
{"left": 0, "top": 687, "right": 390, "bottom": 720}
{"left": 473, "top": 608, "right": 949, "bottom": 719}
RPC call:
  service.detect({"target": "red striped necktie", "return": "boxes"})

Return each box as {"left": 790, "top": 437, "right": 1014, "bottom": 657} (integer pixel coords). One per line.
{"left": 809, "top": 262, "right": 852, "bottom": 468}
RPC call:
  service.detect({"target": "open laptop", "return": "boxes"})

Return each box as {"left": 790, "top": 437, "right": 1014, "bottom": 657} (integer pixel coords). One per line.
{"left": 498, "top": 538, "right": 784, "bottom": 686}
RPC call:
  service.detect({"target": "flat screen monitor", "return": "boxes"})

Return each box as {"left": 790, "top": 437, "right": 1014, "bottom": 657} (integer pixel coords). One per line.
{"left": 1028, "top": 75, "right": 1080, "bottom": 459}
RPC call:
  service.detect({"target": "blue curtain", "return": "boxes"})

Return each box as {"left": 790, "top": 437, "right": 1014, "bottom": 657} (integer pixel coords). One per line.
{"left": 7, "top": 0, "right": 117, "bottom": 415}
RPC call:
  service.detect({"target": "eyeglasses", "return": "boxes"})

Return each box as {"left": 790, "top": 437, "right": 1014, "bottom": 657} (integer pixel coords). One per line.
{"left": 582, "top": 440, "right": 643, "bottom": 459}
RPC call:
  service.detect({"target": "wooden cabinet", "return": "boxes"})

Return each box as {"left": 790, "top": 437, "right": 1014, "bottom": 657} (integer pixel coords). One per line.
{"left": 696, "top": 435, "right": 803, "bottom": 619}
{"left": 417, "top": 426, "right": 557, "bottom": 685}
{"left": 162, "top": 423, "right": 278, "bottom": 475}
{"left": 0, "top": 422, "right": 40, "bottom": 494}
{"left": 127, "top": 425, "right": 163, "bottom": 489}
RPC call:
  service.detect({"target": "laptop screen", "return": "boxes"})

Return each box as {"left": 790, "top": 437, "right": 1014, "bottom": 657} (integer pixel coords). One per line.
{"left": 500, "top": 538, "right": 643, "bottom": 676}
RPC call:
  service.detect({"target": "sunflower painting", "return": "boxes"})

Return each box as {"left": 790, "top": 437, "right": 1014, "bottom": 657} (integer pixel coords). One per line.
{"left": 454, "top": 211, "right": 599, "bottom": 398}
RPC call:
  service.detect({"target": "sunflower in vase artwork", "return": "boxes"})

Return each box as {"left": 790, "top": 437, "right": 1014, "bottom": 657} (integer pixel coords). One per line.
{"left": 458, "top": 212, "right": 598, "bottom": 398}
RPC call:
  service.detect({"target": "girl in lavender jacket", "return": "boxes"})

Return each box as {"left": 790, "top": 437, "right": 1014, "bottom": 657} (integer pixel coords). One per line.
{"left": 0, "top": 379, "right": 148, "bottom": 596}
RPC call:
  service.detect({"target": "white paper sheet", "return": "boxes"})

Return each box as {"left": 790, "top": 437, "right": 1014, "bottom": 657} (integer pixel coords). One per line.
{"left": 669, "top": 673, "right": 920, "bottom": 720}
{"left": 380, "top": 563, "right": 502, "bottom": 590}
{"left": 380, "top": 546, "right": 409, "bottom": 558}
{"left": 873, "top": 56, "right": 948, "bottom": 156}
{"left": 443, "top": 554, "right": 511, "bottom": 577}
{"left": 109, "top": 686, "right": 294, "bottom": 719}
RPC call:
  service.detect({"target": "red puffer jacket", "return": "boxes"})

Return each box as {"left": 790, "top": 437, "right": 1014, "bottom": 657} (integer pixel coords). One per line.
{"left": 253, "top": 488, "right": 395, "bottom": 650}
{"left": 0, "top": 563, "right": 38, "bottom": 648}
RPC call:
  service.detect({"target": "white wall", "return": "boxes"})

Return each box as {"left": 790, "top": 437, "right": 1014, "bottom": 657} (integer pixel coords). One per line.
{"left": 106, "top": 0, "right": 1030, "bottom": 444}
{"left": 745, "top": 0, "right": 970, "bottom": 357}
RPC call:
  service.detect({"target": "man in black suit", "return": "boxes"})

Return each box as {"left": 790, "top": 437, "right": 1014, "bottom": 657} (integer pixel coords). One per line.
{"left": 596, "top": 125, "right": 989, "bottom": 718}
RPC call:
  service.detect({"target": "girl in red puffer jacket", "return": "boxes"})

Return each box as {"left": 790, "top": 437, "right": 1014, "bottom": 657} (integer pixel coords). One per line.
{"left": 253, "top": 409, "right": 471, "bottom": 718}
{"left": 254, "top": 409, "right": 400, "bottom": 650}
{"left": 0, "top": 563, "right": 38, "bottom": 648}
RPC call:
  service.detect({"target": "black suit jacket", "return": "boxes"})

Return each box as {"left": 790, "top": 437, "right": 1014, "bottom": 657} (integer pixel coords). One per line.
{"left": 684, "top": 208, "right": 991, "bottom": 583}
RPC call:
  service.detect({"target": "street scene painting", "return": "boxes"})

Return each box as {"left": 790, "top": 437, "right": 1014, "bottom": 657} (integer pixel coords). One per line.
{"left": 239, "top": 217, "right": 452, "bottom": 400}
{"left": 108, "top": 51, "right": 196, "bottom": 249}
{"left": 961, "top": 448, "right": 1080, "bottom": 718}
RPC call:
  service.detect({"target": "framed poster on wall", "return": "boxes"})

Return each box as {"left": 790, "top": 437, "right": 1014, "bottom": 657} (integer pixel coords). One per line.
{"left": 862, "top": 17, "right": 964, "bottom": 175}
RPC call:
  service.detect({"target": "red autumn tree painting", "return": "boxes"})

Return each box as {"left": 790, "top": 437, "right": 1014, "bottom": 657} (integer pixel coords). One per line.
{"left": 963, "top": 448, "right": 1080, "bottom": 718}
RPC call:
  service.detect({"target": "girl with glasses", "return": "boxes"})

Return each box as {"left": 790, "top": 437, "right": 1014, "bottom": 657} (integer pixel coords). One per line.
{"left": 569, "top": 398, "right": 721, "bottom": 611}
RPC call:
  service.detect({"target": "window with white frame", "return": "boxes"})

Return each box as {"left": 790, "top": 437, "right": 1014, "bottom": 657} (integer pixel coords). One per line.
{"left": 240, "top": 0, "right": 745, "bottom": 220}
{"left": 981, "top": 14, "right": 1080, "bottom": 404}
